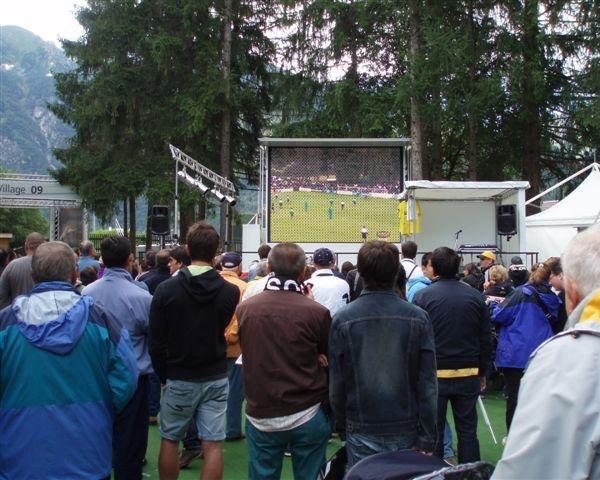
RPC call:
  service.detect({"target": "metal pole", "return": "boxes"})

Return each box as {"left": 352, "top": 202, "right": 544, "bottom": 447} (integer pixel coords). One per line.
{"left": 525, "top": 162, "right": 597, "bottom": 205}
{"left": 478, "top": 396, "right": 498, "bottom": 444}
{"left": 174, "top": 160, "right": 179, "bottom": 239}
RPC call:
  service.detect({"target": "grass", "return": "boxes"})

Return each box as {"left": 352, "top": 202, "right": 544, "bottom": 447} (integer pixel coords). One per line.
{"left": 270, "top": 191, "right": 400, "bottom": 243}
{"left": 140, "top": 393, "right": 508, "bottom": 479}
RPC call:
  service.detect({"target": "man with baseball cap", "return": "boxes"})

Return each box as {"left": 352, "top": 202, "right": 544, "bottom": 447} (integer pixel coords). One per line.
{"left": 508, "top": 255, "right": 529, "bottom": 288}
{"left": 478, "top": 250, "right": 496, "bottom": 282}
{"left": 306, "top": 248, "right": 350, "bottom": 316}
{"left": 219, "top": 252, "right": 247, "bottom": 442}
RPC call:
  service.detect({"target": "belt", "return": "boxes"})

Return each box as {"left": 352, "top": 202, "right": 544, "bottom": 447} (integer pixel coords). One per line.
{"left": 437, "top": 368, "right": 479, "bottom": 378}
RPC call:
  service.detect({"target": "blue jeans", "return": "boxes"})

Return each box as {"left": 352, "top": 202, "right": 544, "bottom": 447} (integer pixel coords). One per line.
{"left": 159, "top": 377, "right": 228, "bottom": 442}
{"left": 226, "top": 358, "right": 244, "bottom": 438}
{"left": 246, "top": 408, "right": 331, "bottom": 480}
{"left": 436, "top": 377, "right": 480, "bottom": 463}
{"left": 443, "top": 422, "right": 454, "bottom": 459}
{"left": 148, "top": 372, "right": 161, "bottom": 417}
{"left": 346, "top": 432, "right": 416, "bottom": 468}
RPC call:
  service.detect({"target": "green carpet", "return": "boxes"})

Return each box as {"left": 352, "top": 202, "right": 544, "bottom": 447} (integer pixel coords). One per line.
{"left": 141, "top": 394, "right": 507, "bottom": 479}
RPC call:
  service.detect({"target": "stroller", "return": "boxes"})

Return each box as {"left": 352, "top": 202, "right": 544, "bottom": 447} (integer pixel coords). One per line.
{"left": 319, "top": 448, "right": 494, "bottom": 480}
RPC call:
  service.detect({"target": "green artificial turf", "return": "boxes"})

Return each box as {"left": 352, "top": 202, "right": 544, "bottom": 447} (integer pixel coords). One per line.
{"left": 140, "top": 393, "right": 508, "bottom": 479}
{"left": 269, "top": 191, "right": 400, "bottom": 243}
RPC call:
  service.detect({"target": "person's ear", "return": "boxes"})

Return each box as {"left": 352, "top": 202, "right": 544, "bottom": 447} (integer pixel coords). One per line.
{"left": 564, "top": 276, "right": 583, "bottom": 315}
{"left": 71, "top": 267, "right": 78, "bottom": 286}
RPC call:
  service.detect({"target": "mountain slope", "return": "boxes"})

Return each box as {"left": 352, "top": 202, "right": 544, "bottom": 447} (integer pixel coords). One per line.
{"left": 0, "top": 25, "right": 73, "bottom": 174}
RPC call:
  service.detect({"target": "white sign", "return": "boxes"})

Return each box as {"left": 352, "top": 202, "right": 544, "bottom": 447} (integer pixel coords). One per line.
{"left": 0, "top": 175, "right": 80, "bottom": 203}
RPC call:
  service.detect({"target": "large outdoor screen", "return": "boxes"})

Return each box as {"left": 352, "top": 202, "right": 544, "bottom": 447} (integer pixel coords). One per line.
{"left": 269, "top": 146, "right": 404, "bottom": 243}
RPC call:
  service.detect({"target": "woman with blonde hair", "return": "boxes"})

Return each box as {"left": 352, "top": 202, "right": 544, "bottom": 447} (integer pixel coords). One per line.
{"left": 483, "top": 265, "right": 512, "bottom": 304}
{"left": 491, "top": 262, "right": 561, "bottom": 431}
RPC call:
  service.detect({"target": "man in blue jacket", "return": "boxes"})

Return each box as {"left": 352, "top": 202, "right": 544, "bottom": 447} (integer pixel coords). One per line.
{"left": 83, "top": 236, "right": 153, "bottom": 479}
{"left": 0, "top": 241, "right": 137, "bottom": 480}
{"left": 329, "top": 241, "right": 438, "bottom": 467}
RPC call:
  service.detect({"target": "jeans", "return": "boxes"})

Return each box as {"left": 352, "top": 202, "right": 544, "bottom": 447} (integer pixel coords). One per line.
{"left": 346, "top": 432, "right": 416, "bottom": 468}
{"left": 148, "top": 372, "right": 161, "bottom": 417}
{"left": 183, "top": 421, "right": 202, "bottom": 452}
{"left": 226, "top": 358, "right": 244, "bottom": 438}
{"left": 246, "top": 409, "right": 331, "bottom": 480}
{"left": 443, "top": 422, "right": 454, "bottom": 459}
{"left": 435, "top": 376, "right": 480, "bottom": 463}
{"left": 502, "top": 367, "right": 524, "bottom": 432}
{"left": 159, "top": 377, "right": 228, "bottom": 442}
{"left": 113, "top": 375, "right": 150, "bottom": 480}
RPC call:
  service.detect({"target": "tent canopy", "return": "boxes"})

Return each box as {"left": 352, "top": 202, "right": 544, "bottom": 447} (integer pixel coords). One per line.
{"left": 401, "top": 181, "right": 530, "bottom": 201}
{"left": 526, "top": 165, "right": 600, "bottom": 227}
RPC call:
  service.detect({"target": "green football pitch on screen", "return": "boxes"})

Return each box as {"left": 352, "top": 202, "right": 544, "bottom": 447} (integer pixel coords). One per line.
{"left": 269, "top": 191, "right": 400, "bottom": 243}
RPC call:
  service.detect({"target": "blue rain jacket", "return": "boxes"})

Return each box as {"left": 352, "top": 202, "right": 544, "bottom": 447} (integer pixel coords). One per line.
{"left": 0, "top": 282, "right": 137, "bottom": 480}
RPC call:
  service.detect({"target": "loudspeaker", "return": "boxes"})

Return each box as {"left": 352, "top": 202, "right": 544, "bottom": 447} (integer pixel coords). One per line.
{"left": 151, "top": 205, "right": 170, "bottom": 235}
{"left": 497, "top": 204, "right": 517, "bottom": 236}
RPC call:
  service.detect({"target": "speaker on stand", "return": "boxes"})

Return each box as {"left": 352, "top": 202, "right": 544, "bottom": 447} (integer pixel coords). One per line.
{"left": 151, "top": 205, "right": 170, "bottom": 248}
{"left": 497, "top": 204, "right": 517, "bottom": 236}
{"left": 497, "top": 205, "right": 517, "bottom": 260}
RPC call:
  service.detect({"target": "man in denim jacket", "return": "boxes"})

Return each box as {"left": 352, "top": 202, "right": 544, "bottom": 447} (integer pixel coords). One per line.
{"left": 329, "top": 241, "right": 438, "bottom": 467}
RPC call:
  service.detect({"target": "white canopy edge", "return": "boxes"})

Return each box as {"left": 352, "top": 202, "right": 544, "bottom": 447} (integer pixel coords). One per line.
{"left": 525, "top": 162, "right": 600, "bottom": 205}
{"left": 400, "top": 180, "right": 530, "bottom": 201}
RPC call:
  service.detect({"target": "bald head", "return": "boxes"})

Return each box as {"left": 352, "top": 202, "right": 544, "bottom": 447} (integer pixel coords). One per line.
{"left": 80, "top": 240, "right": 96, "bottom": 257}
{"left": 32, "top": 241, "right": 76, "bottom": 284}
{"left": 25, "top": 232, "right": 45, "bottom": 255}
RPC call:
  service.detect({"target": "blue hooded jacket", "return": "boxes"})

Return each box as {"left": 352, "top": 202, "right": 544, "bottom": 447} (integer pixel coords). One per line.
{"left": 0, "top": 282, "right": 137, "bottom": 480}
{"left": 492, "top": 282, "right": 561, "bottom": 369}
{"left": 407, "top": 276, "right": 432, "bottom": 303}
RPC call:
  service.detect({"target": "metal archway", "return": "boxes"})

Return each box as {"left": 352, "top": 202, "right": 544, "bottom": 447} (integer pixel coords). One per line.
{"left": 0, "top": 173, "right": 85, "bottom": 243}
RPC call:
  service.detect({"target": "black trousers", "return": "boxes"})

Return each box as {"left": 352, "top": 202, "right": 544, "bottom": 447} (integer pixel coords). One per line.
{"left": 113, "top": 374, "right": 150, "bottom": 480}
{"left": 435, "top": 376, "right": 481, "bottom": 464}
{"left": 502, "top": 367, "right": 524, "bottom": 432}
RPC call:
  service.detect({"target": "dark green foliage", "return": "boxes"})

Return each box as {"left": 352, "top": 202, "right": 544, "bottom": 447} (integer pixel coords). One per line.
{"left": 0, "top": 208, "right": 49, "bottom": 248}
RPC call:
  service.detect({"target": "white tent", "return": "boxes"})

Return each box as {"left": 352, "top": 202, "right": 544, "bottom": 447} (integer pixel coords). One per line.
{"left": 401, "top": 180, "right": 530, "bottom": 256}
{"left": 526, "top": 163, "right": 600, "bottom": 260}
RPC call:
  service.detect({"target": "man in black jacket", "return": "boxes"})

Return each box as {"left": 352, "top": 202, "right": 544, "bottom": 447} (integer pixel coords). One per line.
{"left": 141, "top": 249, "right": 172, "bottom": 294}
{"left": 413, "top": 247, "right": 492, "bottom": 464}
{"left": 149, "top": 222, "right": 239, "bottom": 480}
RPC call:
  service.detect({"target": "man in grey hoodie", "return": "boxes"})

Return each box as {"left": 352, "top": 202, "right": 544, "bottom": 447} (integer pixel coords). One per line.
{"left": 492, "top": 224, "right": 600, "bottom": 479}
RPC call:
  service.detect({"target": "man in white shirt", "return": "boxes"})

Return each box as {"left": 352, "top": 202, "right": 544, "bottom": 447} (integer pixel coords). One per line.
{"left": 306, "top": 248, "right": 349, "bottom": 316}
{"left": 401, "top": 241, "right": 423, "bottom": 282}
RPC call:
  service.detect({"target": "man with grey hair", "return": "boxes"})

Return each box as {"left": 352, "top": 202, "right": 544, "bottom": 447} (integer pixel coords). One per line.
{"left": 0, "top": 241, "right": 137, "bottom": 480}
{"left": 492, "top": 224, "right": 600, "bottom": 479}
{"left": 83, "top": 236, "right": 153, "bottom": 479}
{"left": 77, "top": 240, "right": 100, "bottom": 273}
{"left": 237, "top": 243, "right": 331, "bottom": 480}
{"left": 0, "top": 232, "right": 45, "bottom": 309}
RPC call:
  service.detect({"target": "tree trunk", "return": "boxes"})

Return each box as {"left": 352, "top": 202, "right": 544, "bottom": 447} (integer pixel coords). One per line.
{"left": 219, "top": 0, "right": 233, "bottom": 249}
{"left": 521, "top": 0, "right": 542, "bottom": 212}
{"left": 199, "top": 195, "right": 207, "bottom": 221}
{"left": 409, "top": 0, "right": 426, "bottom": 180}
{"left": 430, "top": 86, "right": 443, "bottom": 179}
{"left": 466, "top": 0, "right": 478, "bottom": 180}
{"left": 123, "top": 198, "right": 128, "bottom": 237}
{"left": 129, "top": 195, "right": 136, "bottom": 254}
{"left": 145, "top": 203, "right": 152, "bottom": 251}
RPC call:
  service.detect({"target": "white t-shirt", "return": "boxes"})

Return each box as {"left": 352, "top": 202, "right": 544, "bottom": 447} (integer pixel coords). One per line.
{"left": 306, "top": 269, "right": 349, "bottom": 317}
{"left": 401, "top": 258, "right": 422, "bottom": 281}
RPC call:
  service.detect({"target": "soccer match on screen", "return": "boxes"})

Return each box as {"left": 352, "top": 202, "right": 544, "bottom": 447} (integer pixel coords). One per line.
{"left": 269, "top": 147, "right": 404, "bottom": 243}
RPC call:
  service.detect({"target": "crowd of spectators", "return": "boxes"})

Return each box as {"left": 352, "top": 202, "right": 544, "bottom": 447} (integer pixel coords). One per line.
{"left": 1, "top": 223, "right": 599, "bottom": 480}
{"left": 271, "top": 175, "right": 403, "bottom": 196}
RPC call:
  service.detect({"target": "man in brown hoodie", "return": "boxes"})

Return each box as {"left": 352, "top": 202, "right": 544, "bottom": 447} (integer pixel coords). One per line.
{"left": 219, "top": 252, "right": 247, "bottom": 441}
{"left": 237, "top": 242, "right": 331, "bottom": 480}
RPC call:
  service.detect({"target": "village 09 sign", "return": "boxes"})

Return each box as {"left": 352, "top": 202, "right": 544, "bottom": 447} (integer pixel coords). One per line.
{"left": 0, "top": 176, "right": 80, "bottom": 203}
